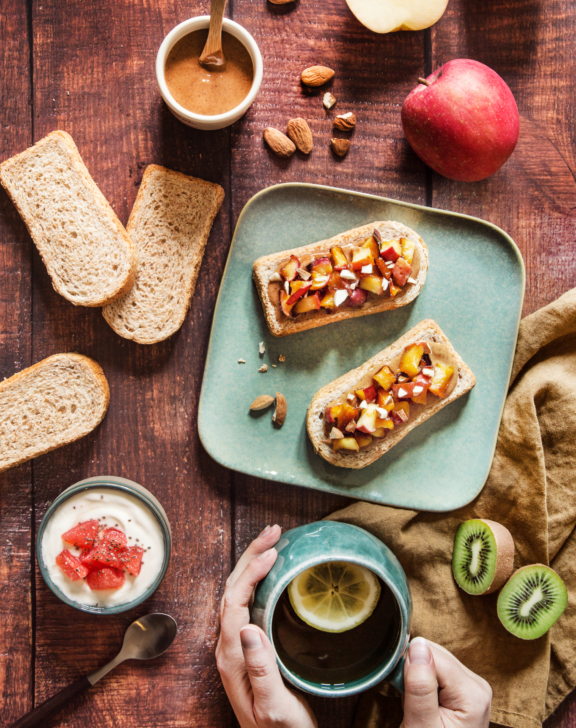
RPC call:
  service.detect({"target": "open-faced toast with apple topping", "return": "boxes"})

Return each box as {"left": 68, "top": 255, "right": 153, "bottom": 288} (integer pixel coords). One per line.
{"left": 307, "top": 320, "right": 475, "bottom": 469}
{"left": 252, "top": 221, "right": 428, "bottom": 337}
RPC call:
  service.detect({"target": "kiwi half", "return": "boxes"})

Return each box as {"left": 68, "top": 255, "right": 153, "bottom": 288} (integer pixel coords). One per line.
{"left": 497, "top": 564, "right": 568, "bottom": 640}
{"left": 452, "top": 519, "right": 515, "bottom": 595}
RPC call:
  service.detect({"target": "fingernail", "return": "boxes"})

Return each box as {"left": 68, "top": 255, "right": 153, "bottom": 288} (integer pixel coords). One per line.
{"left": 259, "top": 525, "right": 271, "bottom": 537}
{"left": 273, "top": 524, "right": 281, "bottom": 532}
{"left": 408, "top": 637, "right": 431, "bottom": 665}
{"left": 257, "top": 547, "right": 275, "bottom": 560}
{"left": 241, "top": 627, "right": 262, "bottom": 650}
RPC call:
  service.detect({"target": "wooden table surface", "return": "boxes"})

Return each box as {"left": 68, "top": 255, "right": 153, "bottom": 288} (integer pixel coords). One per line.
{"left": 2, "top": 0, "right": 576, "bottom": 725}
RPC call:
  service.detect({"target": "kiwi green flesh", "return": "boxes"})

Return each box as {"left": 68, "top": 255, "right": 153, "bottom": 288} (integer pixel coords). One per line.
{"left": 497, "top": 565, "right": 567, "bottom": 640}
{"left": 453, "top": 520, "right": 498, "bottom": 595}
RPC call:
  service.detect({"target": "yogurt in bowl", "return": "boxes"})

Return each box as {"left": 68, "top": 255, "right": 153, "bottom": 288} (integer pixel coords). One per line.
{"left": 38, "top": 477, "right": 171, "bottom": 614}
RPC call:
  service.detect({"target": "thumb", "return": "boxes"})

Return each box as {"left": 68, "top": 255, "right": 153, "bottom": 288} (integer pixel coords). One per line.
{"left": 402, "top": 638, "right": 442, "bottom": 728}
{"left": 240, "top": 625, "right": 287, "bottom": 717}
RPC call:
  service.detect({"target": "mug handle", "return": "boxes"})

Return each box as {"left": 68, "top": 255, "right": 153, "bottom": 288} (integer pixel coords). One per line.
{"left": 386, "top": 647, "right": 408, "bottom": 693}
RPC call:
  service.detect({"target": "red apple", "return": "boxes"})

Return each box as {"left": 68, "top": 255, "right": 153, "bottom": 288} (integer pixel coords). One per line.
{"left": 401, "top": 59, "right": 519, "bottom": 182}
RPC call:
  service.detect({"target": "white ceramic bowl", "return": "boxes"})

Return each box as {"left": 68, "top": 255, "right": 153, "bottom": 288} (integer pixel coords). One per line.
{"left": 156, "top": 16, "right": 263, "bottom": 130}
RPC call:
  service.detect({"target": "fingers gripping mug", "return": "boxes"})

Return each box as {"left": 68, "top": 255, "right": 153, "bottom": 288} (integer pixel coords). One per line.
{"left": 251, "top": 521, "right": 413, "bottom": 697}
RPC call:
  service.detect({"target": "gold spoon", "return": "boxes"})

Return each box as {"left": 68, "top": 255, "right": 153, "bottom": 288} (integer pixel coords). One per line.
{"left": 199, "top": 0, "right": 228, "bottom": 72}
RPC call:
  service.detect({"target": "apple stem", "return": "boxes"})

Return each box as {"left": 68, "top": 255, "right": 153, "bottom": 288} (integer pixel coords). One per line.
{"left": 418, "top": 77, "right": 430, "bottom": 86}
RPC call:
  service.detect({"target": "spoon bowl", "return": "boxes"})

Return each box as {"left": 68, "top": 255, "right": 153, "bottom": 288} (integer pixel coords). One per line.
{"left": 122, "top": 613, "right": 178, "bottom": 661}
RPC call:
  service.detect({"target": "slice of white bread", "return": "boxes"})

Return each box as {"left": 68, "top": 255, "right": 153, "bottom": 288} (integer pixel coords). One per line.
{"left": 307, "top": 320, "right": 475, "bottom": 469}
{"left": 0, "top": 131, "right": 137, "bottom": 307}
{"left": 102, "top": 165, "right": 225, "bottom": 344}
{"left": 253, "top": 221, "right": 428, "bottom": 337}
{"left": 0, "top": 353, "right": 110, "bottom": 474}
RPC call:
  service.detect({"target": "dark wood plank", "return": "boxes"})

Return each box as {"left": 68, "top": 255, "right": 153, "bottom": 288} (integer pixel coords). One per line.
{"left": 0, "top": 1, "right": 34, "bottom": 724}
{"left": 27, "top": 0, "right": 235, "bottom": 726}
{"left": 431, "top": 0, "right": 576, "bottom": 316}
{"left": 229, "top": 2, "right": 427, "bottom": 726}
{"left": 432, "top": 0, "right": 576, "bottom": 723}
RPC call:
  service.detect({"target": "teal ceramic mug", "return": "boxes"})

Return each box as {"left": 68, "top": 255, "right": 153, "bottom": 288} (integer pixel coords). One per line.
{"left": 251, "top": 521, "right": 412, "bottom": 697}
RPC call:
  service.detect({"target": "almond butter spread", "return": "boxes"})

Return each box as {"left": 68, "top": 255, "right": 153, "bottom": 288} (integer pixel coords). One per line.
{"left": 165, "top": 29, "right": 253, "bottom": 116}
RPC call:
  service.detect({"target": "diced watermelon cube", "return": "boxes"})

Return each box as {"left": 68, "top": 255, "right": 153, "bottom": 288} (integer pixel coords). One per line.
{"left": 86, "top": 567, "right": 126, "bottom": 590}
{"left": 120, "top": 546, "right": 145, "bottom": 576}
{"left": 61, "top": 520, "right": 99, "bottom": 549}
{"left": 55, "top": 550, "right": 89, "bottom": 581}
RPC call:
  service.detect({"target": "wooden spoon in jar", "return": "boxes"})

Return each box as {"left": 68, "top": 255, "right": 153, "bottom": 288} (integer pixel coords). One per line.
{"left": 199, "top": 0, "right": 228, "bottom": 72}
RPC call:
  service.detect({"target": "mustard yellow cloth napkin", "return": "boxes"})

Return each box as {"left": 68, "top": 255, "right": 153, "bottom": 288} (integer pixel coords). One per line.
{"left": 328, "top": 288, "right": 576, "bottom": 728}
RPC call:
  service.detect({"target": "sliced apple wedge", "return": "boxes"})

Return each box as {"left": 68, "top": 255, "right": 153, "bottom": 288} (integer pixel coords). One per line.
{"left": 373, "top": 364, "right": 396, "bottom": 391}
{"left": 294, "top": 293, "right": 321, "bottom": 315}
{"left": 333, "top": 436, "right": 360, "bottom": 453}
{"left": 331, "top": 246, "right": 349, "bottom": 270}
{"left": 346, "top": 0, "right": 449, "bottom": 34}
{"left": 380, "top": 240, "right": 402, "bottom": 262}
{"left": 356, "top": 403, "right": 378, "bottom": 433}
{"left": 280, "top": 255, "right": 299, "bottom": 281}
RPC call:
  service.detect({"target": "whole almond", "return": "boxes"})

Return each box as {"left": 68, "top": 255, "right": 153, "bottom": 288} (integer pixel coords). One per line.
{"left": 273, "top": 392, "right": 287, "bottom": 426}
{"left": 263, "top": 128, "right": 296, "bottom": 158}
{"left": 331, "top": 138, "right": 351, "bottom": 157}
{"left": 250, "top": 395, "right": 275, "bottom": 411}
{"left": 333, "top": 112, "right": 357, "bottom": 131}
{"left": 287, "top": 118, "right": 313, "bottom": 154}
{"left": 301, "top": 65, "right": 335, "bottom": 87}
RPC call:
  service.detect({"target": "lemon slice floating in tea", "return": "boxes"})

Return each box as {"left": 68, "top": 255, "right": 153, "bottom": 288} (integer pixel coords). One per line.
{"left": 287, "top": 561, "right": 381, "bottom": 633}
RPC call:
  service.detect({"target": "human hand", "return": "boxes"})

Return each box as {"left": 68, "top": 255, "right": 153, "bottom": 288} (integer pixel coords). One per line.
{"left": 401, "top": 637, "right": 492, "bottom": 728}
{"left": 216, "top": 525, "right": 317, "bottom": 728}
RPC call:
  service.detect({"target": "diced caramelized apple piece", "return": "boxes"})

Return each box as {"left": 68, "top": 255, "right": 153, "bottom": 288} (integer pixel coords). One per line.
{"left": 359, "top": 274, "right": 384, "bottom": 296}
{"left": 389, "top": 282, "right": 402, "bottom": 298}
{"left": 347, "top": 288, "right": 368, "bottom": 308}
{"left": 393, "top": 381, "right": 428, "bottom": 405}
{"left": 373, "top": 365, "right": 395, "bottom": 391}
{"left": 380, "top": 240, "right": 402, "bottom": 262}
{"left": 355, "top": 384, "right": 377, "bottom": 403}
{"left": 429, "top": 362, "right": 454, "bottom": 398}
{"left": 280, "top": 255, "right": 300, "bottom": 281}
{"left": 351, "top": 248, "right": 374, "bottom": 270}
{"left": 399, "top": 343, "right": 425, "bottom": 378}
{"left": 392, "top": 257, "right": 412, "bottom": 287}
{"left": 327, "top": 271, "right": 347, "bottom": 291}
{"left": 320, "top": 290, "right": 337, "bottom": 309}
{"left": 331, "top": 246, "right": 349, "bottom": 270}
{"left": 286, "top": 280, "right": 312, "bottom": 305}
{"left": 325, "top": 404, "right": 343, "bottom": 425}
{"left": 400, "top": 237, "right": 416, "bottom": 264}
{"left": 377, "top": 389, "right": 395, "bottom": 411}
{"left": 311, "top": 270, "right": 331, "bottom": 290}
{"left": 376, "top": 257, "right": 392, "bottom": 279}
{"left": 333, "top": 436, "right": 360, "bottom": 453}
{"left": 280, "top": 291, "right": 295, "bottom": 318}
{"left": 311, "top": 257, "right": 333, "bottom": 276}
{"left": 362, "top": 236, "right": 380, "bottom": 262}
{"left": 294, "top": 293, "right": 321, "bottom": 315}
{"left": 356, "top": 403, "right": 378, "bottom": 433}
{"left": 338, "top": 403, "right": 359, "bottom": 429}
{"left": 390, "top": 400, "right": 410, "bottom": 424}
{"left": 371, "top": 427, "right": 388, "bottom": 438}
{"left": 354, "top": 432, "right": 373, "bottom": 447}
{"left": 375, "top": 417, "right": 394, "bottom": 430}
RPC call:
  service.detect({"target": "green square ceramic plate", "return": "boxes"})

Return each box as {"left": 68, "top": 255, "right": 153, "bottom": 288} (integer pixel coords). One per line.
{"left": 199, "top": 184, "right": 525, "bottom": 511}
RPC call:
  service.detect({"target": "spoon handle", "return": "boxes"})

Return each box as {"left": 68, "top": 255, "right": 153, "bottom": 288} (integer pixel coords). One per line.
{"left": 10, "top": 676, "right": 91, "bottom": 728}
{"left": 200, "top": 0, "right": 228, "bottom": 60}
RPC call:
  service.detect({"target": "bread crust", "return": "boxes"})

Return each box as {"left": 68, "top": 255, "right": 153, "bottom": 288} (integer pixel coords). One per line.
{"left": 306, "top": 320, "right": 476, "bottom": 469}
{"left": 0, "top": 130, "right": 138, "bottom": 307}
{"left": 253, "top": 221, "right": 428, "bottom": 337}
{"left": 0, "top": 353, "right": 110, "bottom": 474}
{"left": 102, "top": 164, "right": 225, "bottom": 344}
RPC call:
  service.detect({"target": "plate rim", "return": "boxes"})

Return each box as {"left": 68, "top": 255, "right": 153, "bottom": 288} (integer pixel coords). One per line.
{"left": 198, "top": 182, "right": 526, "bottom": 511}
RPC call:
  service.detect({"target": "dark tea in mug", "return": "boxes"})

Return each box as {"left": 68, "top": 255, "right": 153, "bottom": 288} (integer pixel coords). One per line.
{"left": 272, "top": 569, "right": 402, "bottom": 686}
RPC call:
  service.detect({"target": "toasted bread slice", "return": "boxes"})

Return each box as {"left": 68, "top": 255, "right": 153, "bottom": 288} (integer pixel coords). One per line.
{"left": 0, "top": 131, "right": 137, "bottom": 307}
{"left": 307, "top": 320, "right": 475, "bottom": 469}
{"left": 0, "top": 353, "right": 110, "bottom": 474}
{"left": 102, "top": 165, "right": 225, "bottom": 344}
{"left": 253, "top": 221, "right": 428, "bottom": 337}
